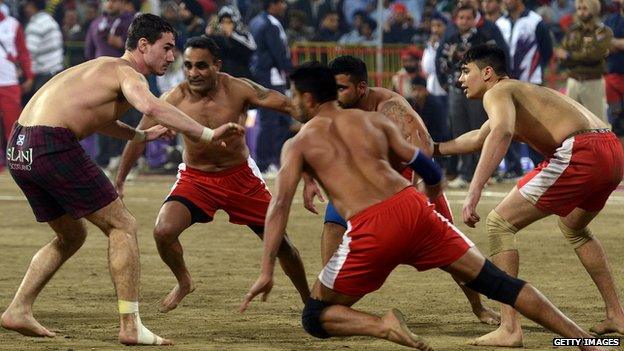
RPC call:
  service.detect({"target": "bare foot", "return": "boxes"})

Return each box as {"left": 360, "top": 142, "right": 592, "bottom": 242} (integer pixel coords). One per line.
{"left": 1, "top": 308, "right": 56, "bottom": 337}
{"left": 473, "top": 306, "right": 501, "bottom": 325}
{"left": 383, "top": 309, "right": 433, "bottom": 350}
{"left": 159, "top": 282, "right": 195, "bottom": 313}
{"left": 468, "top": 326, "right": 523, "bottom": 347}
{"left": 589, "top": 317, "right": 624, "bottom": 335}
{"left": 119, "top": 313, "right": 173, "bottom": 346}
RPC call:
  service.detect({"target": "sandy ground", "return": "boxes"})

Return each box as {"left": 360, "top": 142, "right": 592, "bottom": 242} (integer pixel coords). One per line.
{"left": 0, "top": 172, "right": 623, "bottom": 351}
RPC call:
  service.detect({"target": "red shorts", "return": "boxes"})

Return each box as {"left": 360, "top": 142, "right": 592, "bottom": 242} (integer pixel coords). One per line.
{"left": 166, "top": 159, "right": 271, "bottom": 226}
{"left": 400, "top": 167, "right": 454, "bottom": 223}
{"left": 518, "top": 130, "right": 624, "bottom": 217}
{"left": 318, "top": 187, "right": 473, "bottom": 296}
{"left": 605, "top": 73, "right": 624, "bottom": 104}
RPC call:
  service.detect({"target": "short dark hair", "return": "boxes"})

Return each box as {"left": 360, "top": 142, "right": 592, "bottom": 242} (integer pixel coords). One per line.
{"left": 462, "top": 45, "right": 508, "bottom": 76}
{"left": 289, "top": 62, "right": 337, "bottom": 104}
{"left": 328, "top": 55, "right": 368, "bottom": 84}
{"left": 263, "top": 0, "right": 283, "bottom": 10}
{"left": 453, "top": 4, "right": 477, "bottom": 18}
{"left": 184, "top": 36, "right": 222, "bottom": 61}
{"left": 125, "top": 14, "right": 177, "bottom": 51}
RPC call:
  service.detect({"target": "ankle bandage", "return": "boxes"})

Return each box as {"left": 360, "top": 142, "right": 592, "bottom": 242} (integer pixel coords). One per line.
{"left": 118, "top": 300, "right": 164, "bottom": 345}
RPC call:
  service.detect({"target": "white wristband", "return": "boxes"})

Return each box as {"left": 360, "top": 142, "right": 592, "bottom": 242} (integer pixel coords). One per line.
{"left": 200, "top": 127, "right": 214, "bottom": 143}
{"left": 132, "top": 129, "right": 146, "bottom": 142}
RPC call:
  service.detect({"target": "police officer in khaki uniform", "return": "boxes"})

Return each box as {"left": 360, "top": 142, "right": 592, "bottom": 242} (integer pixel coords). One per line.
{"left": 555, "top": 0, "right": 612, "bottom": 122}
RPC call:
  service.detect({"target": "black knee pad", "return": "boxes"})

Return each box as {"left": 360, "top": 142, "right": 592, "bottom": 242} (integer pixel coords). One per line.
{"left": 301, "top": 297, "right": 331, "bottom": 339}
{"left": 465, "top": 259, "right": 526, "bottom": 307}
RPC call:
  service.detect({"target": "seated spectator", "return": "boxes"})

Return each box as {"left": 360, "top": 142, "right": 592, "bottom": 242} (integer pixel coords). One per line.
{"left": 339, "top": 14, "right": 377, "bottom": 45}
{"left": 286, "top": 9, "right": 314, "bottom": 43}
{"left": 313, "top": 10, "right": 342, "bottom": 41}
{"left": 338, "top": 9, "right": 368, "bottom": 43}
{"left": 383, "top": 2, "right": 418, "bottom": 43}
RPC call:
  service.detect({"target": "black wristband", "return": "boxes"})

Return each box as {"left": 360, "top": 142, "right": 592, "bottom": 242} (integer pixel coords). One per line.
{"left": 433, "top": 143, "right": 441, "bottom": 157}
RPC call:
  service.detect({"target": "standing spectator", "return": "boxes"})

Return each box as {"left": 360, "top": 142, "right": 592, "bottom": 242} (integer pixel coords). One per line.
{"left": 22, "top": 0, "right": 64, "bottom": 105}
{"left": 497, "top": 0, "right": 553, "bottom": 177}
{"left": 392, "top": 46, "right": 423, "bottom": 97}
{"left": 179, "top": 0, "right": 207, "bottom": 42}
{"left": 422, "top": 12, "right": 453, "bottom": 172}
{"left": 313, "top": 10, "right": 342, "bottom": 41}
{"left": 0, "top": 10, "right": 33, "bottom": 172}
{"left": 62, "top": 8, "right": 87, "bottom": 67}
{"left": 436, "top": 4, "right": 503, "bottom": 187}
{"left": 556, "top": 0, "right": 612, "bottom": 122}
{"left": 286, "top": 9, "right": 314, "bottom": 43}
{"left": 84, "top": 0, "right": 123, "bottom": 59}
{"left": 250, "top": 0, "right": 293, "bottom": 175}
{"left": 482, "top": 0, "right": 503, "bottom": 22}
{"left": 550, "top": 0, "right": 575, "bottom": 24}
{"left": 207, "top": 5, "right": 256, "bottom": 79}
{"left": 605, "top": 0, "right": 624, "bottom": 147}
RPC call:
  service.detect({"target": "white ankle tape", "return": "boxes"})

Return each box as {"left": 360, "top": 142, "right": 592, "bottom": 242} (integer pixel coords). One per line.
{"left": 136, "top": 314, "right": 164, "bottom": 345}
{"left": 118, "top": 300, "right": 139, "bottom": 314}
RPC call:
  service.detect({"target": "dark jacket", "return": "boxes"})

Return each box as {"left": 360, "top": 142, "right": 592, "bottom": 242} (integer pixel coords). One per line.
{"left": 249, "top": 11, "right": 292, "bottom": 86}
{"left": 561, "top": 21, "right": 613, "bottom": 79}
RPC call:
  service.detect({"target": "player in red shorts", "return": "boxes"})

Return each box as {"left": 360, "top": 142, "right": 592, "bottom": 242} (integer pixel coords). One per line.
{"left": 240, "top": 62, "right": 607, "bottom": 351}
{"left": 301, "top": 55, "right": 498, "bottom": 325}
{"left": 2, "top": 15, "right": 244, "bottom": 345}
{"left": 115, "top": 36, "right": 309, "bottom": 313}
{"left": 435, "top": 45, "right": 624, "bottom": 347}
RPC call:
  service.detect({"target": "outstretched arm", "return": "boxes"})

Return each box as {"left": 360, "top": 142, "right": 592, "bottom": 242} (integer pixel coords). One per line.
{"left": 435, "top": 120, "right": 491, "bottom": 156}
{"left": 119, "top": 66, "right": 243, "bottom": 142}
{"left": 378, "top": 97, "right": 434, "bottom": 157}
{"left": 240, "top": 138, "right": 304, "bottom": 312}
{"left": 462, "top": 90, "right": 515, "bottom": 227}
{"left": 240, "top": 77, "right": 293, "bottom": 116}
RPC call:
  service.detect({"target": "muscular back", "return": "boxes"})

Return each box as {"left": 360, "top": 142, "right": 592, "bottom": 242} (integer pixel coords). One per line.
{"left": 19, "top": 57, "right": 136, "bottom": 138}
{"left": 296, "top": 109, "right": 411, "bottom": 219}
{"left": 487, "top": 79, "right": 607, "bottom": 155}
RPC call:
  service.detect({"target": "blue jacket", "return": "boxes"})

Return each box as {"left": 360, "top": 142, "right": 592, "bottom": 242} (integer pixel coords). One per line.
{"left": 249, "top": 11, "right": 292, "bottom": 86}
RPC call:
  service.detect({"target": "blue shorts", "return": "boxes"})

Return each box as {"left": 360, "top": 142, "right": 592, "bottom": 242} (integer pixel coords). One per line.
{"left": 324, "top": 201, "right": 347, "bottom": 228}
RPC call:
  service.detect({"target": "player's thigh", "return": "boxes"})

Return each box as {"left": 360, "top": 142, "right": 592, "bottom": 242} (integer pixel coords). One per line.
{"left": 154, "top": 201, "right": 193, "bottom": 239}
{"left": 321, "top": 222, "right": 347, "bottom": 266}
{"left": 311, "top": 279, "right": 362, "bottom": 307}
{"left": 560, "top": 208, "right": 600, "bottom": 230}
{"left": 85, "top": 198, "right": 135, "bottom": 235}
{"left": 494, "top": 186, "right": 549, "bottom": 230}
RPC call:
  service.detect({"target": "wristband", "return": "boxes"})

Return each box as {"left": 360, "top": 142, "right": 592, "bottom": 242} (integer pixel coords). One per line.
{"left": 200, "top": 127, "right": 214, "bottom": 143}
{"left": 132, "top": 129, "right": 146, "bottom": 142}
{"left": 406, "top": 149, "right": 442, "bottom": 185}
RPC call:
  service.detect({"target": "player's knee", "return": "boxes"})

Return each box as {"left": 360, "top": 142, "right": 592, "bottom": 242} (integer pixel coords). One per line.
{"left": 486, "top": 210, "right": 519, "bottom": 256}
{"left": 153, "top": 222, "right": 180, "bottom": 244}
{"left": 301, "top": 297, "right": 332, "bottom": 339}
{"left": 465, "top": 259, "right": 526, "bottom": 307}
{"left": 558, "top": 219, "right": 593, "bottom": 249}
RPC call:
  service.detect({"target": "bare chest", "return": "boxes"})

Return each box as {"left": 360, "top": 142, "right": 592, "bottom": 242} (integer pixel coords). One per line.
{"left": 176, "top": 97, "right": 247, "bottom": 128}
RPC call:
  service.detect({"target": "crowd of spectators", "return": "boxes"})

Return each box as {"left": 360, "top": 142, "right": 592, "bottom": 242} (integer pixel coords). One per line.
{"left": 0, "top": 0, "right": 622, "bottom": 183}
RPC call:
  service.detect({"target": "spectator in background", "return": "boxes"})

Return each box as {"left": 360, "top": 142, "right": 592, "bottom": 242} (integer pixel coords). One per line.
{"left": 339, "top": 14, "right": 377, "bottom": 44}
{"left": 179, "top": 0, "right": 207, "bottom": 42}
{"left": 22, "top": 0, "right": 64, "bottom": 105}
{"left": 383, "top": 2, "right": 418, "bottom": 43}
{"left": 206, "top": 5, "right": 256, "bottom": 79}
{"left": 292, "top": 0, "right": 344, "bottom": 31}
{"left": 338, "top": 9, "right": 367, "bottom": 43}
{"left": 62, "top": 8, "right": 86, "bottom": 67}
{"left": 250, "top": 0, "right": 293, "bottom": 176}
{"left": 313, "top": 10, "right": 342, "bottom": 41}
{"left": 556, "top": 0, "right": 611, "bottom": 122}
{"left": 0, "top": 9, "right": 33, "bottom": 172}
{"left": 84, "top": 0, "right": 123, "bottom": 59}
{"left": 605, "top": 0, "right": 624, "bottom": 147}
{"left": 437, "top": 4, "right": 499, "bottom": 187}
{"left": 286, "top": 9, "right": 314, "bottom": 43}
{"left": 392, "top": 46, "right": 422, "bottom": 97}
{"left": 496, "top": 0, "right": 553, "bottom": 179}
{"left": 342, "top": 0, "right": 373, "bottom": 27}
{"left": 422, "top": 11, "right": 453, "bottom": 171}
{"left": 550, "top": 0, "right": 575, "bottom": 24}
{"left": 482, "top": 0, "right": 503, "bottom": 22}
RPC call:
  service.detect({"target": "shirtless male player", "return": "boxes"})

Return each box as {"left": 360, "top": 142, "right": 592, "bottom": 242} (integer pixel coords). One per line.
{"left": 240, "top": 62, "right": 607, "bottom": 351}
{"left": 303, "top": 55, "right": 499, "bottom": 325}
{"left": 436, "top": 44, "right": 624, "bottom": 347}
{"left": 115, "top": 36, "right": 309, "bottom": 313}
{"left": 2, "top": 15, "right": 243, "bottom": 346}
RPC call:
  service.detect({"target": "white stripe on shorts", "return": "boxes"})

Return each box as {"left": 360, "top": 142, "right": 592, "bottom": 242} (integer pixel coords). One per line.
{"left": 319, "top": 222, "right": 353, "bottom": 289}
{"left": 518, "top": 137, "right": 574, "bottom": 205}
{"left": 247, "top": 157, "right": 271, "bottom": 193}
{"left": 166, "top": 163, "right": 186, "bottom": 198}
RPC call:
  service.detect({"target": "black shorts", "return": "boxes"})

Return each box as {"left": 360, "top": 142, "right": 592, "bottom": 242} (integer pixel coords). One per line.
{"left": 7, "top": 123, "right": 118, "bottom": 222}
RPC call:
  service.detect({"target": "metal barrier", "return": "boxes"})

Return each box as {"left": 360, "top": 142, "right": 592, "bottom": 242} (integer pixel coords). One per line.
{"left": 290, "top": 42, "right": 409, "bottom": 88}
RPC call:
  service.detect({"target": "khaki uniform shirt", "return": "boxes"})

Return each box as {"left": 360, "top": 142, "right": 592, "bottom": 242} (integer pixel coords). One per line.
{"left": 561, "top": 21, "right": 613, "bottom": 79}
